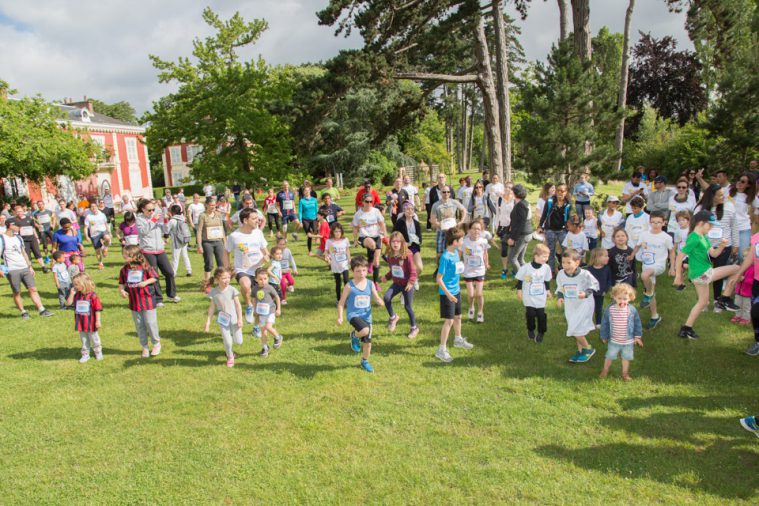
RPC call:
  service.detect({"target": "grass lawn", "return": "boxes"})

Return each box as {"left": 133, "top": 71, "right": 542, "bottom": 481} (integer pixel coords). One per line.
{"left": 1, "top": 179, "right": 758, "bottom": 504}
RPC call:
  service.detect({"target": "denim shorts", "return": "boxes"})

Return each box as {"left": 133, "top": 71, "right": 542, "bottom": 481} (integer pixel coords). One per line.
{"left": 605, "top": 341, "right": 634, "bottom": 361}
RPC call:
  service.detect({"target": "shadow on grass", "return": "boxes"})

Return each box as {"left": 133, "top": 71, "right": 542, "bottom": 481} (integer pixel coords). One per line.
{"left": 7, "top": 346, "right": 137, "bottom": 361}
{"left": 159, "top": 329, "right": 216, "bottom": 347}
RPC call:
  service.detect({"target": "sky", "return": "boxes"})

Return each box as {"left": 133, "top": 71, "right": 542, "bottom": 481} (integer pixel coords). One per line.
{"left": 0, "top": 1, "right": 691, "bottom": 117}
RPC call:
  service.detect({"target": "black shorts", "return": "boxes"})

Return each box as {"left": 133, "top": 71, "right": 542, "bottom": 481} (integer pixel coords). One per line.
{"left": 235, "top": 272, "right": 255, "bottom": 283}
{"left": 440, "top": 293, "right": 462, "bottom": 319}
{"left": 349, "top": 317, "right": 371, "bottom": 331}
{"left": 358, "top": 236, "right": 380, "bottom": 248}
{"left": 409, "top": 243, "right": 421, "bottom": 254}
{"left": 464, "top": 276, "right": 485, "bottom": 282}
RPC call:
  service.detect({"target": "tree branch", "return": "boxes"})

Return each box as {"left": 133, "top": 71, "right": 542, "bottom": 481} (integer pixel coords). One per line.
{"left": 394, "top": 72, "right": 479, "bottom": 83}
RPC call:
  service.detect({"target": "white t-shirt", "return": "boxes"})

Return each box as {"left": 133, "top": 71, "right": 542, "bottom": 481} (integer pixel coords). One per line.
{"left": 515, "top": 262, "right": 552, "bottom": 308}
{"left": 203, "top": 185, "right": 215, "bottom": 198}
{"left": 56, "top": 208, "right": 77, "bottom": 225}
{"left": 225, "top": 228, "right": 268, "bottom": 275}
{"left": 352, "top": 208, "right": 384, "bottom": 238}
{"left": 84, "top": 212, "right": 109, "bottom": 235}
{"left": 667, "top": 194, "right": 696, "bottom": 230}
{"left": 188, "top": 203, "right": 206, "bottom": 226}
{"left": 562, "top": 231, "right": 589, "bottom": 253}
{"left": 485, "top": 182, "right": 504, "bottom": 199}
{"left": 121, "top": 201, "right": 135, "bottom": 213}
{"left": 402, "top": 185, "right": 418, "bottom": 202}
{"left": 536, "top": 198, "right": 547, "bottom": 218}
{"left": 230, "top": 209, "right": 264, "bottom": 227}
{"left": 731, "top": 192, "right": 752, "bottom": 232}
{"left": 622, "top": 181, "right": 646, "bottom": 213}
{"left": 673, "top": 226, "right": 689, "bottom": 252}
{"left": 461, "top": 236, "right": 489, "bottom": 278}
{"left": 583, "top": 217, "right": 598, "bottom": 239}
{"left": 0, "top": 234, "right": 29, "bottom": 271}
{"left": 457, "top": 186, "right": 473, "bottom": 209}
{"left": 325, "top": 238, "right": 350, "bottom": 273}
{"left": 624, "top": 212, "right": 650, "bottom": 248}
{"left": 637, "top": 230, "right": 673, "bottom": 268}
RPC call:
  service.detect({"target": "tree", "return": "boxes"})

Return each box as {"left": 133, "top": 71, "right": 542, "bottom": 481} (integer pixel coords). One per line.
{"left": 613, "top": 0, "right": 635, "bottom": 172}
{"left": 143, "top": 8, "right": 292, "bottom": 187}
{"left": 0, "top": 83, "right": 99, "bottom": 187}
{"left": 89, "top": 99, "right": 138, "bottom": 124}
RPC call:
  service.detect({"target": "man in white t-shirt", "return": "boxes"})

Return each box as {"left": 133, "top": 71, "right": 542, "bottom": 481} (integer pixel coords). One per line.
{"left": 203, "top": 183, "right": 215, "bottom": 199}
{"left": 485, "top": 174, "right": 505, "bottom": 200}
{"left": 187, "top": 194, "right": 206, "bottom": 245}
{"left": 84, "top": 203, "right": 111, "bottom": 269}
{"left": 226, "top": 207, "right": 269, "bottom": 324}
{"left": 229, "top": 194, "right": 265, "bottom": 231}
{"left": 632, "top": 210, "right": 674, "bottom": 331}
{"left": 401, "top": 175, "right": 420, "bottom": 209}
{"left": 0, "top": 220, "right": 54, "bottom": 319}
{"left": 622, "top": 172, "right": 647, "bottom": 214}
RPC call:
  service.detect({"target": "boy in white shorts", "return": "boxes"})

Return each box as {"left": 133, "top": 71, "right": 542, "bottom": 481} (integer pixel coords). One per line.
{"left": 632, "top": 211, "right": 674, "bottom": 330}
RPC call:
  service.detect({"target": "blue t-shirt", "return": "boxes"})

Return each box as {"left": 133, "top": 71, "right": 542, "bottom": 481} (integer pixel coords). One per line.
{"left": 346, "top": 279, "right": 373, "bottom": 323}
{"left": 438, "top": 249, "right": 462, "bottom": 296}
{"left": 299, "top": 197, "right": 318, "bottom": 220}
{"left": 572, "top": 182, "right": 594, "bottom": 203}
{"left": 53, "top": 229, "right": 81, "bottom": 252}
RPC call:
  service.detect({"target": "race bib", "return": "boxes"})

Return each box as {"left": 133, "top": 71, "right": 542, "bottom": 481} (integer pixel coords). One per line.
{"left": 391, "top": 265, "right": 404, "bottom": 278}
{"left": 20, "top": 226, "right": 34, "bottom": 236}
{"left": 127, "top": 269, "right": 143, "bottom": 284}
{"left": 255, "top": 302, "right": 270, "bottom": 315}
{"left": 92, "top": 223, "right": 106, "bottom": 233}
{"left": 467, "top": 256, "right": 482, "bottom": 268}
{"left": 707, "top": 227, "right": 723, "bottom": 240}
{"left": 267, "top": 203, "right": 277, "bottom": 214}
{"left": 207, "top": 226, "right": 223, "bottom": 240}
{"left": 327, "top": 215, "right": 335, "bottom": 223}
{"left": 57, "top": 269, "right": 70, "bottom": 282}
{"left": 563, "top": 284, "right": 579, "bottom": 299}
{"left": 75, "top": 300, "right": 91, "bottom": 315}
{"left": 37, "top": 214, "right": 50, "bottom": 224}
{"left": 408, "top": 232, "right": 419, "bottom": 244}
{"left": 217, "top": 311, "right": 231, "bottom": 327}
{"left": 283, "top": 200, "right": 294, "bottom": 210}
{"left": 334, "top": 253, "right": 347, "bottom": 263}
{"left": 529, "top": 282, "right": 545, "bottom": 296}
{"left": 441, "top": 218, "right": 456, "bottom": 230}
{"left": 354, "top": 294, "right": 371, "bottom": 308}
{"left": 125, "top": 235, "right": 139, "bottom": 245}
{"left": 454, "top": 261, "right": 465, "bottom": 275}
{"left": 641, "top": 251, "right": 655, "bottom": 265}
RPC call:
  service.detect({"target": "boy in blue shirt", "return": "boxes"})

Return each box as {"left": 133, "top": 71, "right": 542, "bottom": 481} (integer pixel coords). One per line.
{"left": 337, "top": 255, "right": 385, "bottom": 372}
{"left": 435, "top": 226, "right": 474, "bottom": 362}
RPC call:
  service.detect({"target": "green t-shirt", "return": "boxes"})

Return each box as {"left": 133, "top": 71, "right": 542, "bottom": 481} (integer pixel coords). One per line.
{"left": 681, "top": 232, "right": 712, "bottom": 279}
{"left": 321, "top": 187, "right": 340, "bottom": 201}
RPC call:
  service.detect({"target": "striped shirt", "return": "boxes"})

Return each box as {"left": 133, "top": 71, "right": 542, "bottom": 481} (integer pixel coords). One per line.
{"left": 118, "top": 265, "right": 158, "bottom": 311}
{"left": 695, "top": 201, "right": 740, "bottom": 248}
{"left": 609, "top": 304, "right": 632, "bottom": 345}
{"left": 73, "top": 292, "right": 102, "bottom": 332}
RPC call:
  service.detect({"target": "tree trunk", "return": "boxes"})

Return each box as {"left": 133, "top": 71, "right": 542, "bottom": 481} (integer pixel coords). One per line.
{"left": 570, "top": 0, "right": 591, "bottom": 61}
{"left": 492, "top": 0, "right": 513, "bottom": 181}
{"left": 460, "top": 88, "right": 468, "bottom": 172}
{"left": 473, "top": 15, "right": 504, "bottom": 181}
{"left": 467, "top": 104, "right": 476, "bottom": 172}
{"left": 614, "top": 0, "right": 635, "bottom": 172}
{"left": 557, "top": 0, "right": 569, "bottom": 42}
{"left": 480, "top": 127, "right": 487, "bottom": 172}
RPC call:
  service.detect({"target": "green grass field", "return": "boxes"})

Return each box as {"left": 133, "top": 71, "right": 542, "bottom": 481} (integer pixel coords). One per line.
{"left": 1, "top": 180, "right": 758, "bottom": 504}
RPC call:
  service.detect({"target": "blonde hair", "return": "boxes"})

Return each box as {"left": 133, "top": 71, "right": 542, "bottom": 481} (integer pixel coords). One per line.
{"left": 532, "top": 243, "right": 550, "bottom": 257}
{"left": 384, "top": 231, "right": 410, "bottom": 259}
{"left": 72, "top": 272, "right": 96, "bottom": 294}
{"left": 588, "top": 247, "right": 608, "bottom": 266}
{"left": 611, "top": 283, "right": 636, "bottom": 301}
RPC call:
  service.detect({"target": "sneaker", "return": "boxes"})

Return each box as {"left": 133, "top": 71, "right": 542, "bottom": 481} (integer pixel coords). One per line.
{"left": 573, "top": 348, "right": 595, "bottom": 363}
{"left": 720, "top": 298, "right": 739, "bottom": 312}
{"left": 350, "top": 332, "right": 361, "bottom": 353}
{"left": 675, "top": 284, "right": 686, "bottom": 291}
{"left": 435, "top": 347, "right": 453, "bottom": 363}
{"left": 186, "top": 273, "right": 193, "bottom": 277}
{"left": 252, "top": 325, "right": 262, "bottom": 339}
{"left": 95, "top": 352, "right": 104, "bottom": 361}
{"left": 500, "top": 270, "right": 508, "bottom": 280}
{"left": 568, "top": 351, "right": 583, "bottom": 363}
{"left": 287, "top": 286, "right": 295, "bottom": 293}
{"left": 535, "top": 333, "right": 544, "bottom": 344}
{"left": 467, "top": 307, "right": 475, "bottom": 320}
{"left": 273, "top": 335, "right": 283, "bottom": 349}
{"left": 407, "top": 327, "right": 419, "bottom": 339}
{"left": 745, "top": 342, "right": 759, "bottom": 356}
{"left": 141, "top": 348, "right": 150, "bottom": 358}
{"left": 476, "top": 313, "right": 484, "bottom": 323}
{"left": 156, "top": 302, "right": 165, "bottom": 308}
{"left": 740, "top": 416, "right": 759, "bottom": 437}
{"left": 387, "top": 314, "right": 400, "bottom": 332}
{"left": 168, "top": 296, "right": 182, "bottom": 303}
{"left": 79, "top": 355, "right": 90, "bottom": 363}
{"left": 360, "top": 359, "right": 374, "bottom": 373}
{"left": 20, "top": 311, "right": 30, "bottom": 320}
{"left": 713, "top": 301, "right": 725, "bottom": 313}
{"left": 281, "top": 300, "right": 288, "bottom": 306}
{"left": 453, "top": 336, "right": 474, "bottom": 349}
{"left": 39, "top": 309, "right": 54, "bottom": 317}
{"left": 640, "top": 294, "right": 653, "bottom": 309}
{"left": 413, "top": 281, "right": 419, "bottom": 290}
{"left": 686, "top": 328, "right": 700, "bottom": 340}
{"left": 245, "top": 304, "right": 254, "bottom": 324}
{"left": 260, "top": 345, "right": 269, "bottom": 358}
{"left": 291, "top": 232, "right": 298, "bottom": 241}
{"left": 226, "top": 356, "right": 235, "bottom": 367}
{"left": 528, "top": 330, "right": 536, "bottom": 341}
{"left": 150, "top": 344, "right": 161, "bottom": 356}
{"left": 647, "top": 316, "right": 662, "bottom": 330}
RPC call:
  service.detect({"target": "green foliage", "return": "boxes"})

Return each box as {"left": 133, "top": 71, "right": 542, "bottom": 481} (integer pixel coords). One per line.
{"left": 398, "top": 110, "right": 451, "bottom": 171}
{"left": 143, "top": 8, "right": 292, "bottom": 188}
{"left": 89, "top": 99, "right": 138, "bottom": 124}
{"left": 0, "top": 88, "right": 99, "bottom": 185}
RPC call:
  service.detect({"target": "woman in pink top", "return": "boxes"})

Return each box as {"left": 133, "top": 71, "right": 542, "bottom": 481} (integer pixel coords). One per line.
{"left": 733, "top": 232, "right": 759, "bottom": 355}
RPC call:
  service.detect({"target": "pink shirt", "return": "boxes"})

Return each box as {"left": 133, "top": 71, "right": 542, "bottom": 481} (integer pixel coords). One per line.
{"left": 752, "top": 233, "right": 759, "bottom": 282}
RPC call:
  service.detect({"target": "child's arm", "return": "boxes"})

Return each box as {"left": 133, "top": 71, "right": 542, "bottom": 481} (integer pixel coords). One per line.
{"left": 273, "top": 289, "right": 281, "bottom": 316}
{"left": 234, "top": 296, "right": 243, "bottom": 328}
{"left": 53, "top": 272, "right": 60, "bottom": 289}
{"left": 138, "top": 277, "right": 157, "bottom": 287}
{"left": 709, "top": 238, "right": 730, "bottom": 258}
{"left": 667, "top": 246, "right": 676, "bottom": 277}
{"left": 633, "top": 311, "right": 644, "bottom": 347}
{"left": 66, "top": 290, "right": 75, "bottom": 306}
{"left": 336, "top": 284, "right": 351, "bottom": 325}
{"left": 436, "top": 273, "right": 457, "bottom": 302}
{"left": 371, "top": 281, "right": 385, "bottom": 307}
{"left": 405, "top": 256, "right": 417, "bottom": 291}
{"left": 204, "top": 300, "right": 216, "bottom": 332}
{"left": 118, "top": 283, "right": 128, "bottom": 298}
{"left": 483, "top": 247, "right": 490, "bottom": 270}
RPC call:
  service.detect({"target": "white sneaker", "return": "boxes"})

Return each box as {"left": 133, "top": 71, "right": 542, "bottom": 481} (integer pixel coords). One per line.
{"left": 79, "top": 355, "right": 90, "bottom": 363}
{"left": 413, "top": 281, "right": 419, "bottom": 291}
{"left": 169, "top": 295, "right": 181, "bottom": 303}
{"left": 287, "top": 286, "right": 295, "bottom": 293}
{"left": 467, "top": 307, "right": 475, "bottom": 320}
{"left": 435, "top": 347, "right": 453, "bottom": 363}
{"left": 476, "top": 313, "right": 484, "bottom": 323}
{"left": 453, "top": 336, "right": 474, "bottom": 349}
{"left": 245, "top": 304, "right": 254, "bottom": 324}
{"left": 95, "top": 352, "right": 104, "bottom": 361}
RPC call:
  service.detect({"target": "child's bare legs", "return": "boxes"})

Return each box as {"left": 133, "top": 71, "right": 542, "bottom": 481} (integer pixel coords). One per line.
{"left": 715, "top": 264, "right": 741, "bottom": 297}
{"left": 575, "top": 335, "right": 590, "bottom": 352}
{"left": 685, "top": 283, "right": 711, "bottom": 327}
{"left": 361, "top": 342, "right": 371, "bottom": 360}
{"left": 466, "top": 282, "right": 475, "bottom": 310}
{"left": 621, "top": 359, "right": 631, "bottom": 379}
{"left": 440, "top": 315, "right": 461, "bottom": 347}
{"left": 475, "top": 281, "right": 484, "bottom": 315}
{"left": 600, "top": 358, "right": 612, "bottom": 377}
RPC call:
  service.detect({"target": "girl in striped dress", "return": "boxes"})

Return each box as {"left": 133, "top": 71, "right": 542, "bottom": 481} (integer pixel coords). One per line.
{"left": 67, "top": 272, "right": 103, "bottom": 363}
{"left": 118, "top": 245, "right": 162, "bottom": 358}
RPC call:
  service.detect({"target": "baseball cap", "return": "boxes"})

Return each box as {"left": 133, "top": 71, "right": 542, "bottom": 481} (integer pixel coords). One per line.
{"left": 693, "top": 210, "right": 716, "bottom": 225}
{"left": 654, "top": 176, "right": 667, "bottom": 184}
{"left": 606, "top": 195, "right": 620, "bottom": 203}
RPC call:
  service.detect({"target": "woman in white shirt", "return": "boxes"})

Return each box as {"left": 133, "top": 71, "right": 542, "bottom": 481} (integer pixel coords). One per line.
{"left": 728, "top": 173, "right": 755, "bottom": 262}
{"left": 667, "top": 177, "right": 696, "bottom": 231}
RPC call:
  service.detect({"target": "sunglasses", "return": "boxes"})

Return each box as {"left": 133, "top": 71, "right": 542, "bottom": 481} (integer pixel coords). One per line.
{"left": 677, "top": 185, "right": 688, "bottom": 189}
{"left": 144, "top": 208, "right": 155, "bottom": 212}
{"left": 441, "top": 191, "right": 451, "bottom": 194}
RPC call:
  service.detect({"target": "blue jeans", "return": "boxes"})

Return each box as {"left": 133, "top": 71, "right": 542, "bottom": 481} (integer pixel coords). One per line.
{"left": 739, "top": 229, "right": 751, "bottom": 263}
{"left": 545, "top": 229, "right": 567, "bottom": 272}
{"left": 575, "top": 202, "right": 591, "bottom": 218}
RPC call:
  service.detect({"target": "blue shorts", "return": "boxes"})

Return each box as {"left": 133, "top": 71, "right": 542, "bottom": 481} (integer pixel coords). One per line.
{"left": 605, "top": 341, "right": 634, "bottom": 361}
{"left": 435, "top": 231, "right": 445, "bottom": 254}
{"left": 282, "top": 214, "right": 297, "bottom": 225}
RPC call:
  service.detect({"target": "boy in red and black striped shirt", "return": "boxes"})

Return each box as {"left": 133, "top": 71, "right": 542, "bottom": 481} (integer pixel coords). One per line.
{"left": 66, "top": 273, "right": 103, "bottom": 363}
{"left": 119, "top": 245, "right": 162, "bottom": 357}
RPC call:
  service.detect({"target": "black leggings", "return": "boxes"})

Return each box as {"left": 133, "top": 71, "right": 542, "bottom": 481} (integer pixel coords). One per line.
{"left": 144, "top": 251, "right": 176, "bottom": 300}
{"left": 383, "top": 283, "right": 417, "bottom": 327}
{"left": 526, "top": 306, "right": 547, "bottom": 334}
{"left": 711, "top": 247, "right": 731, "bottom": 300}
{"left": 201, "top": 240, "right": 225, "bottom": 273}
{"left": 593, "top": 293, "right": 605, "bottom": 325}
{"left": 333, "top": 270, "right": 349, "bottom": 302}
{"left": 303, "top": 219, "right": 317, "bottom": 252}
{"left": 23, "top": 238, "right": 41, "bottom": 259}
{"left": 39, "top": 230, "right": 54, "bottom": 251}
{"left": 267, "top": 213, "right": 281, "bottom": 233}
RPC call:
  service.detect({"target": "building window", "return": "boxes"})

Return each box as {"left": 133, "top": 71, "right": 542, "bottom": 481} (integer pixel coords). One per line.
{"left": 170, "top": 146, "right": 182, "bottom": 164}
{"left": 186, "top": 144, "right": 202, "bottom": 163}
{"left": 125, "top": 138, "right": 139, "bottom": 162}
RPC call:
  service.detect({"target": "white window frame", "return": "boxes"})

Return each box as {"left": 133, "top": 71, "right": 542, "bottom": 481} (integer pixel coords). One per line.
{"left": 186, "top": 144, "right": 202, "bottom": 163}
{"left": 169, "top": 146, "right": 182, "bottom": 164}
{"left": 125, "top": 138, "right": 139, "bottom": 162}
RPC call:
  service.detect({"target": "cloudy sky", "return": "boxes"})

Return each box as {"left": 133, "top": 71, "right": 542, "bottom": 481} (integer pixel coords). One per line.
{"left": 0, "top": 1, "right": 690, "bottom": 116}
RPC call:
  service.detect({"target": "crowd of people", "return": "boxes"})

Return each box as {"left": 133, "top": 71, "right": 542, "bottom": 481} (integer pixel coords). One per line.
{"left": 2, "top": 164, "right": 759, "bottom": 390}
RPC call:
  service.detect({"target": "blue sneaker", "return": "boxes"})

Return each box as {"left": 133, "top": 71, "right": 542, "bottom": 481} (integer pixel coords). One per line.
{"left": 568, "top": 351, "right": 583, "bottom": 363}
{"left": 740, "top": 416, "right": 759, "bottom": 437}
{"left": 252, "top": 325, "right": 262, "bottom": 339}
{"left": 640, "top": 294, "right": 653, "bottom": 309}
{"left": 648, "top": 316, "right": 662, "bottom": 330}
{"left": 500, "top": 270, "right": 508, "bottom": 280}
{"left": 350, "top": 331, "right": 361, "bottom": 353}
{"left": 574, "top": 348, "right": 596, "bottom": 363}
{"left": 360, "top": 359, "right": 374, "bottom": 373}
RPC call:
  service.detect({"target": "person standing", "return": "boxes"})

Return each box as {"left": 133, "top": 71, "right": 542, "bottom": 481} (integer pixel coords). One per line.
{"left": 136, "top": 199, "right": 180, "bottom": 305}
{"left": 84, "top": 202, "right": 111, "bottom": 270}
{"left": 276, "top": 181, "right": 300, "bottom": 240}
{"left": 647, "top": 176, "right": 674, "bottom": 226}
{"left": 354, "top": 180, "right": 381, "bottom": 210}
{"left": 8, "top": 204, "right": 46, "bottom": 273}
{"left": 505, "top": 184, "right": 533, "bottom": 278}
{"left": 430, "top": 185, "right": 467, "bottom": 273}
{"left": 187, "top": 194, "right": 206, "bottom": 245}
{"left": 572, "top": 173, "right": 595, "bottom": 218}
{"left": 32, "top": 200, "right": 55, "bottom": 258}
{"left": 537, "top": 184, "right": 572, "bottom": 273}
{"left": 322, "top": 177, "right": 341, "bottom": 201}
{"left": 622, "top": 172, "right": 647, "bottom": 215}
{"left": 427, "top": 173, "right": 448, "bottom": 231}
{"left": 196, "top": 197, "right": 227, "bottom": 282}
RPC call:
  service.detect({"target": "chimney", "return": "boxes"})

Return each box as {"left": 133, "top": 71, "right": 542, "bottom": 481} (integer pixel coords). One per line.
{"left": 69, "top": 96, "right": 94, "bottom": 113}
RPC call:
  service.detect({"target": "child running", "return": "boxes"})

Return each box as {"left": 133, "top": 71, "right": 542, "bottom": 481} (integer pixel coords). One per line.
{"left": 435, "top": 226, "right": 474, "bottom": 363}
{"left": 624, "top": 196, "right": 650, "bottom": 252}
{"left": 382, "top": 232, "right": 419, "bottom": 338}
{"left": 325, "top": 223, "right": 351, "bottom": 304}
{"left": 633, "top": 210, "right": 674, "bottom": 329}
{"left": 204, "top": 267, "right": 244, "bottom": 367}
{"left": 268, "top": 246, "right": 285, "bottom": 303}
{"left": 515, "top": 243, "right": 552, "bottom": 343}
{"left": 461, "top": 218, "right": 490, "bottom": 322}
{"left": 337, "top": 255, "right": 385, "bottom": 372}
{"left": 252, "top": 267, "right": 283, "bottom": 357}
{"left": 732, "top": 263, "right": 754, "bottom": 326}
{"left": 118, "top": 245, "right": 161, "bottom": 357}
{"left": 51, "top": 251, "right": 73, "bottom": 309}
{"left": 586, "top": 247, "right": 612, "bottom": 328}
{"left": 583, "top": 207, "right": 599, "bottom": 250}
{"left": 599, "top": 283, "right": 643, "bottom": 381}
{"left": 672, "top": 210, "right": 691, "bottom": 290}
{"left": 67, "top": 272, "right": 103, "bottom": 363}
{"left": 556, "top": 249, "right": 600, "bottom": 363}
{"left": 608, "top": 229, "right": 637, "bottom": 287}
{"left": 276, "top": 235, "right": 297, "bottom": 296}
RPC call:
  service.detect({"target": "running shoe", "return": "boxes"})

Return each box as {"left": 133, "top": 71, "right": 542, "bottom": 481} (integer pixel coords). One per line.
{"left": 150, "top": 344, "right": 161, "bottom": 356}
{"left": 245, "top": 304, "right": 254, "bottom": 324}
{"left": 79, "top": 355, "right": 90, "bottom": 364}
{"left": 640, "top": 294, "right": 653, "bottom": 309}
{"left": 20, "top": 311, "right": 30, "bottom": 320}
{"left": 39, "top": 309, "right": 54, "bottom": 317}
{"left": 535, "top": 333, "right": 544, "bottom": 344}
{"left": 273, "top": 335, "right": 283, "bottom": 349}
{"left": 260, "top": 345, "right": 269, "bottom": 358}
{"left": 647, "top": 316, "right": 662, "bottom": 330}
{"left": 500, "top": 270, "right": 508, "bottom": 280}
{"left": 467, "top": 307, "right": 475, "bottom": 320}
{"left": 360, "top": 359, "right": 374, "bottom": 373}
{"left": 387, "top": 314, "right": 400, "bottom": 332}
{"left": 350, "top": 331, "right": 361, "bottom": 353}
{"left": 528, "top": 330, "right": 535, "bottom": 341}
{"left": 568, "top": 351, "right": 582, "bottom": 363}
{"left": 740, "top": 416, "right": 759, "bottom": 437}
{"left": 573, "top": 347, "right": 595, "bottom": 363}
{"left": 252, "top": 325, "right": 262, "bottom": 339}
{"left": 476, "top": 313, "right": 484, "bottom": 323}
{"left": 141, "top": 348, "right": 150, "bottom": 358}
{"left": 435, "top": 347, "right": 453, "bottom": 363}
{"left": 453, "top": 336, "right": 474, "bottom": 349}
{"left": 719, "top": 298, "right": 739, "bottom": 312}
{"left": 407, "top": 327, "right": 419, "bottom": 339}
{"left": 95, "top": 352, "right": 104, "bottom": 361}
{"left": 745, "top": 342, "right": 759, "bottom": 356}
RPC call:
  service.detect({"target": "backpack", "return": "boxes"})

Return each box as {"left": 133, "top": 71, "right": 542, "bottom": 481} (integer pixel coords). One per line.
{"left": 172, "top": 218, "right": 192, "bottom": 247}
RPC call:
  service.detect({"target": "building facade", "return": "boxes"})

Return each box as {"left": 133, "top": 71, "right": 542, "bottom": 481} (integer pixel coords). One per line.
{"left": 162, "top": 142, "right": 201, "bottom": 187}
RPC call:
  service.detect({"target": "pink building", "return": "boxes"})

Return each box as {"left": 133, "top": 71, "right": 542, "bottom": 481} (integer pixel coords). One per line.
{"left": 162, "top": 142, "right": 201, "bottom": 187}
